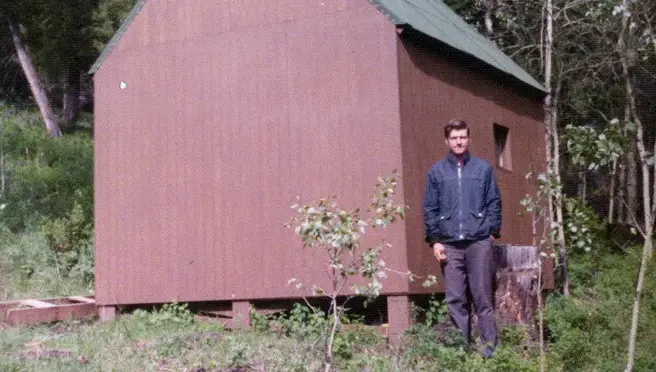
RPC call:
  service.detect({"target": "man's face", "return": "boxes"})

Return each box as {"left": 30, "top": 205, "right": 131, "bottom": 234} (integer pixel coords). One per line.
{"left": 445, "top": 128, "right": 469, "bottom": 155}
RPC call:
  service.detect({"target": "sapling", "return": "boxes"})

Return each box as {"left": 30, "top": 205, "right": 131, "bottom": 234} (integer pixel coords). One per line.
{"left": 520, "top": 171, "right": 558, "bottom": 372}
{"left": 287, "top": 171, "right": 432, "bottom": 371}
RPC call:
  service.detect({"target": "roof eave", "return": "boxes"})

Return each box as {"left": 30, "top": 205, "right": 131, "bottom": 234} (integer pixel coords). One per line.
{"left": 396, "top": 25, "right": 547, "bottom": 94}
{"left": 88, "top": 0, "right": 147, "bottom": 75}
{"left": 372, "top": 0, "right": 547, "bottom": 94}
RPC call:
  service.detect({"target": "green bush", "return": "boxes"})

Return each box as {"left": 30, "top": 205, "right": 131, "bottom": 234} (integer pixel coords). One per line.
{"left": 133, "top": 302, "right": 195, "bottom": 328}
{"left": 273, "top": 303, "right": 327, "bottom": 340}
{"left": 0, "top": 108, "right": 93, "bottom": 232}
{"left": 0, "top": 107, "right": 95, "bottom": 298}
{"left": 544, "top": 247, "right": 656, "bottom": 371}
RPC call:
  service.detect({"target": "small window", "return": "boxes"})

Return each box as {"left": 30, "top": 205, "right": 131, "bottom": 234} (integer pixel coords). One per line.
{"left": 493, "top": 124, "right": 512, "bottom": 170}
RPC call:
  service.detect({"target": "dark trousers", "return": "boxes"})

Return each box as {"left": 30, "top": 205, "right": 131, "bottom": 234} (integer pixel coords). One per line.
{"left": 441, "top": 238, "right": 497, "bottom": 346}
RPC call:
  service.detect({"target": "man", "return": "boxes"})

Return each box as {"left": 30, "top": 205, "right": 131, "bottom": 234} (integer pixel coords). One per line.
{"left": 423, "top": 119, "right": 501, "bottom": 357}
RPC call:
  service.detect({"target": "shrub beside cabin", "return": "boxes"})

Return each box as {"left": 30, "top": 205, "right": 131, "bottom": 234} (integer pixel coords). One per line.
{"left": 91, "top": 0, "right": 547, "bottom": 335}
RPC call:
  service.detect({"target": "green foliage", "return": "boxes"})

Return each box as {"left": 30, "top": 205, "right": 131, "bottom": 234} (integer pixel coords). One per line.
{"left": 410, "top": 295, "right": 449, "bottom": 327}
{"left": 289, "top": 171, "right": 409, "bottom": 299}
{"left": 563, "top": 197, "right": 607, "bottom": 253}
{"left": 273, "top": 303, "right": 327, "bottom": 340}
{"left": 332, "top": 326, "right": 382, "bottom": 363}
{"left": 224, "top": 335, "right": 253, "bottom": 368}
{"left": 1, "top": 109, "right": 93, "bottom": 231}
{"left": 39, "top": 202, "right": 93, "bottom": 275}
{"left": 92, "top": 0, "right": 137, "bottom": 52}
{"left": 404, "top": 322, "right": 541, "bottom": 371}
{"left": 132, "top": 302, "right": 195, "bottom": 328}
{"left": 544, "top": 248, "right": 656, "bottom": 371}
{"left": 425, "top": 295, "right": 449, "bottom": 326}
{"left": 0, "top": 107, "right": 94, "bottom": 296}
{"left": 289, "top": 172, "right": 410, "bottom": 369}
{"left": 499, "top": 325, "right": 532, "bottom": 348}
{"left": 250, "top": 306, "right": 270, "bottom": 332}
{"left": 0, "top": 232, "right": 90, "bottom": 299}
{"left": 564, "top": 118, "right": 634, "bottom": 171}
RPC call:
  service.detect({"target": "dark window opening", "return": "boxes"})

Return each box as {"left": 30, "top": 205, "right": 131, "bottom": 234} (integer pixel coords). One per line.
{"left": 493, "top": 124, "right": 512, "bottom": 170}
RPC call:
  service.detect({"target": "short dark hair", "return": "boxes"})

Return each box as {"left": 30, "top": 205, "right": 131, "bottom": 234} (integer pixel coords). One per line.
{"left": 444, "top": 119, "right": 470, "bottom": 138}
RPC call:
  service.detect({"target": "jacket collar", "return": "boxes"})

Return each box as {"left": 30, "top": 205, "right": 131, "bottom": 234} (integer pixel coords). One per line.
{"left": 447, "top": 151, "right": 471, "bottom": 167}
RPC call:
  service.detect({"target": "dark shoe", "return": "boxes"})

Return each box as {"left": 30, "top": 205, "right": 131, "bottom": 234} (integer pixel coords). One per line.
{"left": 482, "top": 345, "right": 494, "bottom": 359}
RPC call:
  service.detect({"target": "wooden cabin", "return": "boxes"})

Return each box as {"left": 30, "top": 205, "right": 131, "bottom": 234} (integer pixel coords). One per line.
{"left": 91, "top": 0, "right": 546, "bottom": 338}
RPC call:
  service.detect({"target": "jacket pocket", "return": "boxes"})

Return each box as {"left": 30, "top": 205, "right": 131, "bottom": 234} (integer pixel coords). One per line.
{"left": 467, "top": 209, "right": 490, "bottom": 237}
{"left": 437, "top": 209, "right": 455, "bottom": 239}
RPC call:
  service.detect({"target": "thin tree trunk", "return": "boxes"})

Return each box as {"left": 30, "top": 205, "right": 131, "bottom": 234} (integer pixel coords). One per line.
{"left": 531, "top": 202, "right": 546, "bottom": 372}
{"left": 482, "top": 0, "right": 494, "bottom": 37}
{"left": 62, "top": 66, "right": 80, "bottom": 128}
{"left": 551, "top": 77, "right": 569, "bottom": 296}
{"left": 543, "top": 0, "right": 555, "bottom": 244}
{"left": 626, "top": 239, "right": 652, "bottom": 372}
{"left": 617, "top": 102, "right": 632, "bottom": 224}
{"left": 618, "top": 102, "right": 632, "bottom": 223}
{"left": 324, "top": 295, "right": 338, "bottom": 372}
{"left": 624, "top": 79, "right": 654, "bottom": 372}
{"left": 608, "top": 160, "right": 617, "bottom": 224}
{"left": 6, "top": 17, "right": 61, "bottom": 137}
{"left": 626, "top": 146, "right": 638, "bottom": 224}
{"left": 618, "top": 159, "right": 626, "bottom": 222}
{"left": 578, "top": 170, "right": 587, "bottom": 200}
{"left": 543, "top": 0, "right": 568, "bottom": 296}
{"left": 619, "top": 1, "right": 653, "bottom": 369}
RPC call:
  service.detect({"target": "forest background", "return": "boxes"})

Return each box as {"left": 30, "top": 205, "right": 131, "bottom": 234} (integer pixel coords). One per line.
{"left": 0, "top": 0, "right": 655, "bottom": 371}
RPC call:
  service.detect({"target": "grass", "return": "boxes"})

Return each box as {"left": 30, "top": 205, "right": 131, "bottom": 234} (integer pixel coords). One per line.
{"left": 0, "top": 314, "right": 353, "bottom": 371}
{"left": 0, "top": 230, "right": 92, "bottom": 302}
{"left": 0, "top": 314, "right": 545, "bottom": 372}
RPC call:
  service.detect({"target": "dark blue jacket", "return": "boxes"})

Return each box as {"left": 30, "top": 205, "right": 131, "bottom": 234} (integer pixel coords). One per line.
{"left": 423, "top": 151, "right": 501, "bottom": 244}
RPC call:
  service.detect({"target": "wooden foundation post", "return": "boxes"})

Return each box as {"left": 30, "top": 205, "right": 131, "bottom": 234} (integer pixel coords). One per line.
{"left": 386, "top": 295, "right": 410, "bottom": 345}
{"left": 232, "top": 301, "right": 251, "bottom": 330}
{"left": 98, "top": 305, "right": 117, "bottom": 322}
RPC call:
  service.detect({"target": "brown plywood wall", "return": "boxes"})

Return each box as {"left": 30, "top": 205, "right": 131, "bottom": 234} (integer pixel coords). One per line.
{"left": 94, "top": 0, "right": 411, "bottom": 306}
{"left": 395, "top": 34, "right": 544, "bottom": 294}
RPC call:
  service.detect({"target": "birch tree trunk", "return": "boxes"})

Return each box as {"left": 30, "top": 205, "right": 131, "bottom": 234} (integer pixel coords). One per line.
{"left": 481, "top": 0, "right": 494, "bottom": 37}
{"left": 619, "top": 1, "right": 653, "bottom": 369}
{"left": 618, "top": 159, "right": 626, "bottom": 223}
{"left": 552, "top": 80, "right": 569, "bottom": 297}
{"left": 6, "top": 17, "right": 61, "bottom": 137}
{"left": 543, "top": 0, "right": 568, "bottom": 296}
{"left": 608, "top": 160, "right": 617, "bottom": 224}
{"left": 625, "top": 144, "right": 638, "bottom": 224}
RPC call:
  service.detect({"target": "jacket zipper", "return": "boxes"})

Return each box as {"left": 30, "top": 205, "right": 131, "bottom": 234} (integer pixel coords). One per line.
{"left": 458, "top": 165, "right": 463, "bottom": 239}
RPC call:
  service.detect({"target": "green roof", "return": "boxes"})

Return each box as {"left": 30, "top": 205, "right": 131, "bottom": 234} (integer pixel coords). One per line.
{"left": 90, "top": 0, "right": 546, "bottom": 93}
{"left": 371, "top": 0, "right": 546, "bottom": 92}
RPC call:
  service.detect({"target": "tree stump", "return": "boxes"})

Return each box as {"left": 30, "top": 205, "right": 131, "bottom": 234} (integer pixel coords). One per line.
{"left": 493, "top": 244, "right": 539, "bottom": 329}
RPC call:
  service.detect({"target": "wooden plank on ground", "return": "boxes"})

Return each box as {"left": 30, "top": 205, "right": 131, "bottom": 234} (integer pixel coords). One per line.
{"left": 6, "top": 302, "right": 97, "bottom": 326}
{"left": 0, "top": 301, "right": 22, "bottom": 322}
{"left": 21, "top": 299, "right": 56, "bottom": 308}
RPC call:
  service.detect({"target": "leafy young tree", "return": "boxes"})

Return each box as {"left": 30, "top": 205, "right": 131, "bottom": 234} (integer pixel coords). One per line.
{"left": 615, "top": 1, "right": 656, "bottom": 370}
{"left": 288, "top": 172, "right": 429, "bottom": 372}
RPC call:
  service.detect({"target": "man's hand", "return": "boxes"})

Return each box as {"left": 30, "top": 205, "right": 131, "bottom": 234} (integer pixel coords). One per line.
{"left": 433, "top": 243, "right": 446, "bottom": 262}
